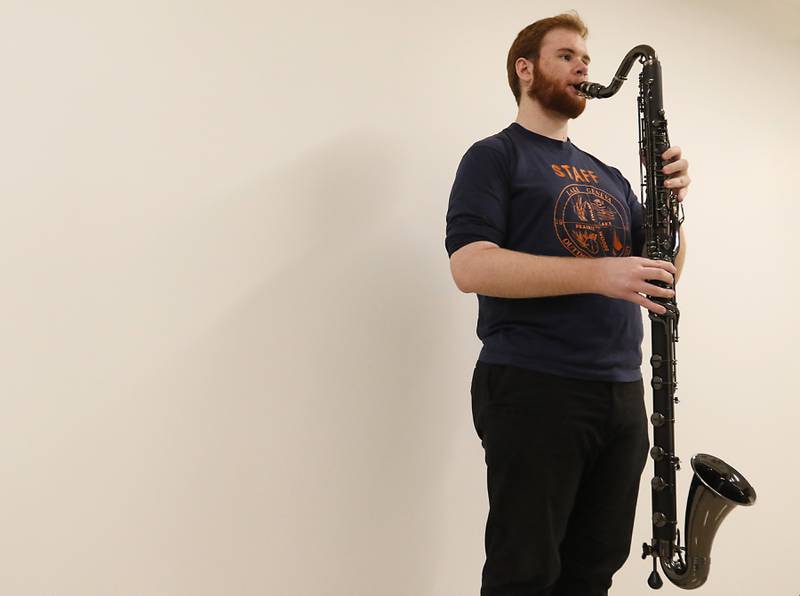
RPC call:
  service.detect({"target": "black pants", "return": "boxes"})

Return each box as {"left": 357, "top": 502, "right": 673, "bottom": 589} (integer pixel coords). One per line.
{"left": 471, "top": 361, "right": 649, "bottom": 596}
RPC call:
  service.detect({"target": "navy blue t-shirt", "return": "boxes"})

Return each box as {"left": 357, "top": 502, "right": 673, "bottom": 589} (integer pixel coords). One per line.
{"left": 445, "top": 122, "right": 645, "bottom": 382}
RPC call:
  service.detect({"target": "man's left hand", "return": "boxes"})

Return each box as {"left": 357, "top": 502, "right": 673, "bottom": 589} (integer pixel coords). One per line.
{"left": 661, "top": 146, "right": 691, "bottom": 203}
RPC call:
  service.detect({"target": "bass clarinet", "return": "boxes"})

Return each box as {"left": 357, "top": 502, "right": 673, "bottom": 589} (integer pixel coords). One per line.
{"left": 576, "top": 46, "right": 757, "bottom": 590}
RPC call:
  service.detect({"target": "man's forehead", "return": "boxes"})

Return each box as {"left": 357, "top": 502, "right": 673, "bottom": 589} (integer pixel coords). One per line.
{"left": 541, "top": 29, "right": 589, "bottom": 55}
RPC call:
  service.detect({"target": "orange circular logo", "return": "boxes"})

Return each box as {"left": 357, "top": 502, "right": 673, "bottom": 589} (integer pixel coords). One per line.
{"left": 553, "top": 184, "right": 631, "bottom": 258}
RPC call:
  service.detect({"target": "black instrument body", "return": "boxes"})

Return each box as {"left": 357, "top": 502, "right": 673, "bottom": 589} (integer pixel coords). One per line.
{"left": 577, "top": 45, "right": 756, "bottom": 591}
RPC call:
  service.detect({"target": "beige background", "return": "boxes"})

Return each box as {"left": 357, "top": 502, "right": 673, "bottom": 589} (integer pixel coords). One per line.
{"left": 2, "top": 0, "right": 797, "bottom": 594}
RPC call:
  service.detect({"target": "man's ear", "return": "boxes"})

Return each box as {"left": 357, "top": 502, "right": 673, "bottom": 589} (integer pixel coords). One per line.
{"left": 516, "top": 57, "right": 534, "bottom": 88}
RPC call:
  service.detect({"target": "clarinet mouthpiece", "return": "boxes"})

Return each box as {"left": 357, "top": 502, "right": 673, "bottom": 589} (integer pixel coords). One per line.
{"left": 575, "top": 82, "right": 602, "bottom": 98}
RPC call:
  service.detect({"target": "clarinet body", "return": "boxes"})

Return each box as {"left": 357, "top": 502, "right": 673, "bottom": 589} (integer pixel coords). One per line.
{"left": 577, "top": 46, "right": 756, "bottom": 590}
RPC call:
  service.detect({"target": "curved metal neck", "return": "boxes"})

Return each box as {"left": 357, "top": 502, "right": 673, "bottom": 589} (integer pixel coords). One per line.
{"left": 577, "top": 44, "right": 658, "bottom": 99}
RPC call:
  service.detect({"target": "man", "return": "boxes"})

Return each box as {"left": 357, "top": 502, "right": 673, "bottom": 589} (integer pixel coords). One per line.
{"left": 444, "top": 13, "right": 691, "bottom": 596}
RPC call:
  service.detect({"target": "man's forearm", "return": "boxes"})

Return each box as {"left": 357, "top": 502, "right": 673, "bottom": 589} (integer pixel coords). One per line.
{"left": 638, "top": 227, "right": 686, "bottom": 284}
{"left": 675, "top": 226, "right": 686, "bottom": 284}
{"left": 456, "top": 247, "right": 599, "bottom": 298}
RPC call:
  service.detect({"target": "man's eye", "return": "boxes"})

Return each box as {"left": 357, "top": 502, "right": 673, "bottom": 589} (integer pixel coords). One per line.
{"left": 561, "top": 54, "right": 571, "bottom": 60}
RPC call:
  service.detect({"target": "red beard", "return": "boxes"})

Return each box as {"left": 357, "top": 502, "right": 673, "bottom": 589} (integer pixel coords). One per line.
{"left": 527, "top": 63, "right": 586, "bottom": 119}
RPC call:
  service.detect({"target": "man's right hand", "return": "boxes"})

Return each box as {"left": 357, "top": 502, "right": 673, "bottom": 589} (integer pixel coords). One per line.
{"left": 592, "top": 257, "right": 677, "bottom": 314}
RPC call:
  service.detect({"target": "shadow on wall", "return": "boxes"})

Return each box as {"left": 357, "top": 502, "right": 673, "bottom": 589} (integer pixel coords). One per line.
{"left": 136, "top": 129, "right": 457, "bottom": 596}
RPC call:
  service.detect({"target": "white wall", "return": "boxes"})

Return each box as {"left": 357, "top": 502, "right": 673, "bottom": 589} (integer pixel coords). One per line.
{"left": 2, "top": 1, "right": 797, "bottom": 594}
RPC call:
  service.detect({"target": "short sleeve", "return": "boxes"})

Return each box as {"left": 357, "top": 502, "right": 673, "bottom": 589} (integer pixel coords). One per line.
{"left": 445, "top": 144, "right": 510, "bottom": 257}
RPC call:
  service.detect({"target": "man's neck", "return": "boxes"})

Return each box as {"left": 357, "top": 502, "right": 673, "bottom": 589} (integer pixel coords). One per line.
{"left": 514, "top": 100, "right": 570, "bottom": 141}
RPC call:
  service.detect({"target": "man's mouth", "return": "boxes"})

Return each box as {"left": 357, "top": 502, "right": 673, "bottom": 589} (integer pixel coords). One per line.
{"left": 568, "top": 82, "right": 589, "bottom": 96}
